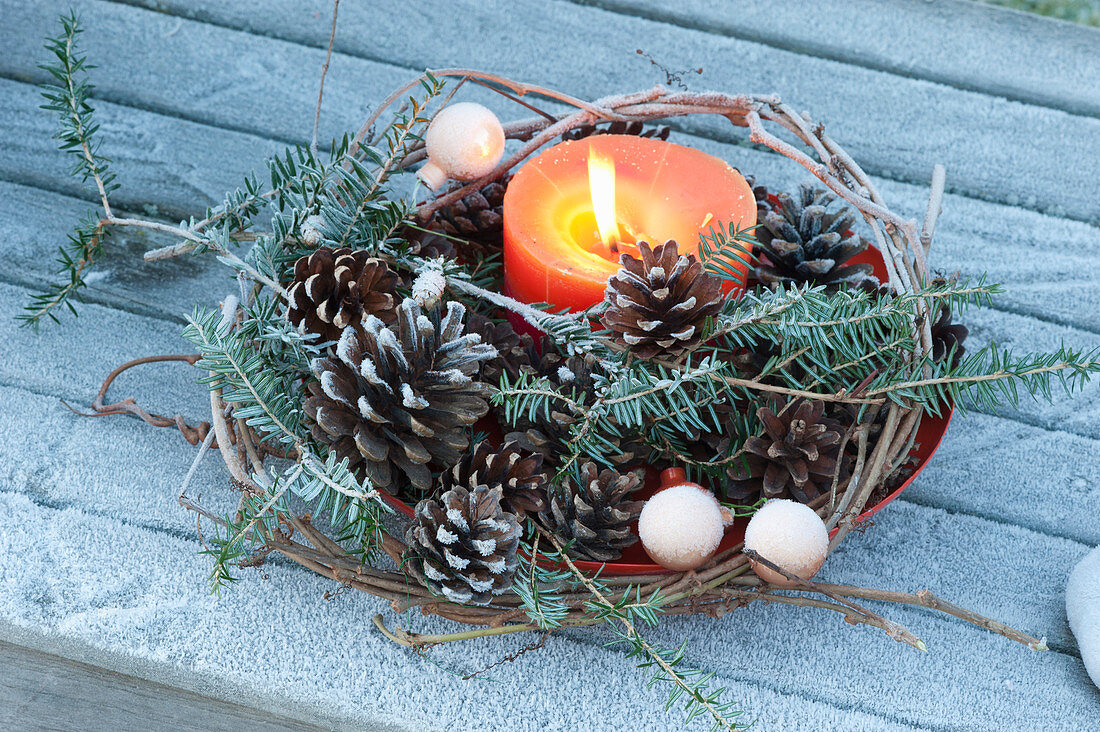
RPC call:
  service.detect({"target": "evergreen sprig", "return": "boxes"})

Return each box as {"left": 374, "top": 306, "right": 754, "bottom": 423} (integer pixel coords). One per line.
{"left": 540, "top": 533, "right": 744, "bottom": 730}
{"left": 698, "top": 221, "right": 758, "bottom": 288}
{"left": 21, "top": 13, "right": 118, "bottom": 328}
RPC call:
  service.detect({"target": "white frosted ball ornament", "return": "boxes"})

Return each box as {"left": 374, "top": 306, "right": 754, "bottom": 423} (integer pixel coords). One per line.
{"left": 744, "top": 499, "right": 829, "bottom": 587}
{"left": 639, "top": 469, "right": 731, "bottom": 571}
{"left": 417, "top": 102, "right": 505, "bottom": 190}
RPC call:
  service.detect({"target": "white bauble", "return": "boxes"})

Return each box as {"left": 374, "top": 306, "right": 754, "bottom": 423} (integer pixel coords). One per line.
{"left": 743, "top": 499, "right": 829, "bottom": 587}
{"left": 1067, "top": 545, "right": 1100, "bottom": 689}
{"left": 417, "top": 102, "right": 505, "bottom": 190}
{"left": 638, "top": 483, "right": 725, "bottom": 571}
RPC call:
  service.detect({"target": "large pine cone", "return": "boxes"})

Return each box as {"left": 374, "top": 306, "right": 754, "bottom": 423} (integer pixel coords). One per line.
{"left": 540, "top": 463, "right": 644, "bottom": 562}
{"left": 404, "top": 485, "right": 521, "bottom": 605}
{"left": 755, "top": 185, "right": 877, "bottom": 291}
{"left": 303, "top": 299, "right": 496, "bottom": 494}
{"left": 726, "top": 398, "right": 847, "bottom": 504}
{"left": 442, "top": 439, "right": 548, "bottom": 519}
{"left": 286, "top": 247, "right": 397, "bottom": 342}
{"left": 603, "top": 240, "right": 723, "bottom": 360}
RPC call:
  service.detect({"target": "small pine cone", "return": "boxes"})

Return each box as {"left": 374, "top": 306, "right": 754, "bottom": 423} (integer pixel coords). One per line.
{"left": 401, "top": 226, "right": 456, "bottom": 260}
{"left": 286, "top": 247, "right": 398, "bottom": 342}
{"left": 501, "top": 348, "right": 646, "bottom": 470}
{"left": 425, "top": 178, "right": 509, "bottom": 256}
{"left": 540, "top": 463, "right": 644, "bottom": 562}
{"left": 741, "top": 174, "right": 772, "bottom": 214}
{"left": 755, "top": 184, "right": 877, "bottom": 291}
{"left": 303, "top": 299, "right": 497, "bottom": 493}
{"left": 726, "top": 398, "right": 848, "bottom": 504}
{"left": 729, "top": 339, "right": 782, "bottom": 380}
{"left": 404, "top": 485, "right": 521, "bottom": 605}
{"left": 930, "top": 303, "right": 969, "bottom": 367}
{"left": 443, "top": 439, "right": 548, "bottom": 519}
{"left": 603, "top": 240, "right": 723, "bottom": 360}
{"left": 560, "top": 120, "right": 671, "bottom": 142}
{"left": 466, "top": 312, "right": 538, "bottom": 388}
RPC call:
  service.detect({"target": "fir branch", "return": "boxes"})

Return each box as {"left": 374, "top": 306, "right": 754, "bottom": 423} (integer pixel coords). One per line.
{"left": 698, "top": 221, "right": 757, "bottom": 288}
{"left": 867, "top": 343, "right": 1100, "bottom": 414}
{"left": 41, "top": 12, "right": 116, "bottom": 216}
{"left": 541, "top": 530, "right": 744, "bottom": 730}
{"left": 335, "top": 76, "right": 444, "bottom": 247}
{"left": 184, "top": 304, "right": 387, "bottom": 558}
{"left": 511, "top": 535, "right": 573, "bottom": 630}
{"left": 21, "top": 13, "right": 118, "bottom": 328}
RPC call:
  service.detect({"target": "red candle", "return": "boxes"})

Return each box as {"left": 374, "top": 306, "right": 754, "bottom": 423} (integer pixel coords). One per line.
{"left": 502, "top": 135, "right": 757, "bottom": 312}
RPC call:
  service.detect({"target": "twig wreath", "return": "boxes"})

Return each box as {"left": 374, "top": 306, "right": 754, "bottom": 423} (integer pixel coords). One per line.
{"left": 28, "top": 12, "right": 1100, "bottom": 729}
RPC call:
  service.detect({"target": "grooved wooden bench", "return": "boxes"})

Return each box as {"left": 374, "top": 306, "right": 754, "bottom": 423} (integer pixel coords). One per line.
{"left": 1, "top": 1, "right": 1097, "bottom": 729}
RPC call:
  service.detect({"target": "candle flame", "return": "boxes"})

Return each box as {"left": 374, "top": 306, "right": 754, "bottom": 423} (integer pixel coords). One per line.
{"left": 588, "top": 147, "right": 618, "bottom": 247}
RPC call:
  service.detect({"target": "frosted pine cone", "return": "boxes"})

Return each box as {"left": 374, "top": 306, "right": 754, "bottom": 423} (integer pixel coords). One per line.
{"left": 603, "top": 240, "right": 723, "bottom": 360}
{"left": 286, "top": 247, "right": 397, "bottom": 342}
{"left": 303, "top": 298, "right": 496, "bottom": 493}
{"left": 405, "top": 485, "right": 521, "bottom": 605}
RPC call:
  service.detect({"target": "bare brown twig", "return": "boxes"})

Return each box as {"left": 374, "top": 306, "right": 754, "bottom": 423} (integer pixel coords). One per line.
{"left": 311, "top": 0, "right": 341, "bottom": 158}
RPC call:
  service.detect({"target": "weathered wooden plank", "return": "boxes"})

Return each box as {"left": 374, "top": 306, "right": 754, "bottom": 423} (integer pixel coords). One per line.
{"left": 0, "top": 281, "right": 209, "bottom": 409}
{"left": 0, "top": 77, "right": 280, "bottom": 219}
{"left": 3, "top": 60, "right": 1099, "bottom": 338}
{"left": 905, "top": 411, "right": 1100, "bottom": 547}
{"left": 0, "top": 180, "right": 232, "bottom": 324}
{"left": 571, "top": 0, "right": 1100, "bottom": 118}
{"left": 0, "top": 0, "right": 410, "bottom": 146}
{"left": 0, "top": 489, "right": 923, "bottom": 732}
{"left": 0, "top": 378, "right": 238, "bottom": 537}
{"left": 0, "top": 640, "right": 323, "bottom": 732}
{"left": 97, "top": 0, "right": 1100, "bottom": 223}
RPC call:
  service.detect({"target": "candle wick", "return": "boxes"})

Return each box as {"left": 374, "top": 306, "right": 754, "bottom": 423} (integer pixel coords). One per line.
{"left": 608, "top": 239, "right": 619, "bottom": 254}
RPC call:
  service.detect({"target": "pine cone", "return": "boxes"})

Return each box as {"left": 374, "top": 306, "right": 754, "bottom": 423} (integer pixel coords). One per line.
{"left": 502, "top": 347, "right": 646, "bottom": 470}
{"left": 726, "top": 398, "right": 847, "bottom": 504}
{"left": 303, "top": 299, "right": 497, "bottom": 494}
{"left": 466, "top": 312, "right": 538, "bottom": 388}
{"left": 401, "top": 226, "right": 456, "bottom": 260}
{"left": 560, "top": 120, "right": 671, "bottom": 142}
{"left": 404, "top": 485, "right": 521, "bottom": 605}
{"left": 755, "top": 185, "right": 877, "bottom": 291}
{"left": 741, "top": 174, "right": 772, "bottom": 213}
{"left": 425, "top": 178, "right": 509, "bottom": 256}
{"left": 442, "top": 439, "right": 548, "bottom": 519}
{"left": 286, "top": 247, "right": 398, "bottom": 342}
{"left": 540, "top": 463, "right": 644, "bottom": 562}
{"left": 603, "top": 240, "right": 724, "bottom": 360}
{"left": 930, "top": 303, "right": 969, "bottom": 367}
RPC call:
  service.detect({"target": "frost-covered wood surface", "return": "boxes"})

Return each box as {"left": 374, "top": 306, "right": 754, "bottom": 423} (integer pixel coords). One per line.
{"left": 0, "top": 0, "right": 1098, "bottom": 729}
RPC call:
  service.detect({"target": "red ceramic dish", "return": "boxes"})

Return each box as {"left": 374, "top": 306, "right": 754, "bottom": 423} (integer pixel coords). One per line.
{"left": 380, "top": 242, "right": 953, "bottom": 575}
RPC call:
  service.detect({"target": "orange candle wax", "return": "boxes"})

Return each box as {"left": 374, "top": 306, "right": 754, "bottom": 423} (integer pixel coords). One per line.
{"left": 502, "top": 135, "right": 757, "bottom": 312}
